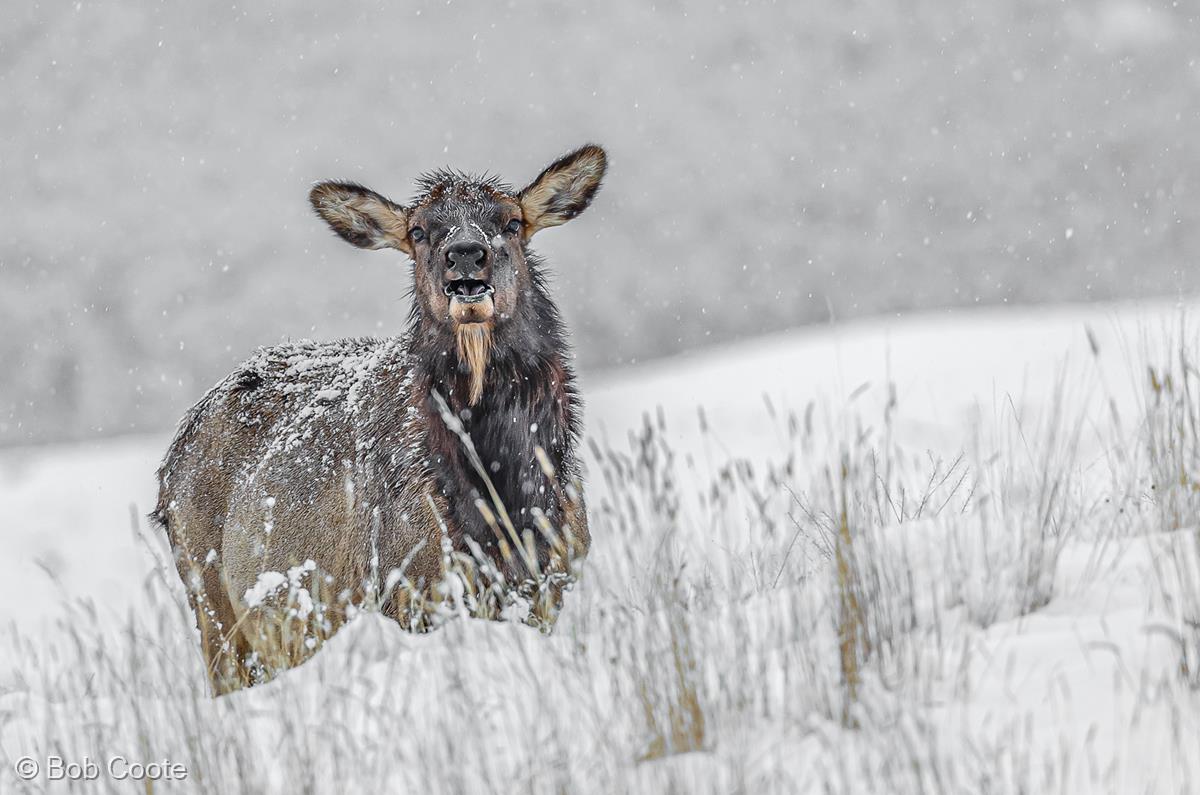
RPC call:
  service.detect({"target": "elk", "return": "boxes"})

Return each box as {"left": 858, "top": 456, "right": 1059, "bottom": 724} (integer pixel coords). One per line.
{"left": 153, "top": 145, "right": 606, "bottom": 694}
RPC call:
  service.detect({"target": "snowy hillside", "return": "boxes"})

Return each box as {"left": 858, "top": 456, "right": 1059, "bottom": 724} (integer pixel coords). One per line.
{"left": 2, "top": 301, "right": 1199, "bottom": 792}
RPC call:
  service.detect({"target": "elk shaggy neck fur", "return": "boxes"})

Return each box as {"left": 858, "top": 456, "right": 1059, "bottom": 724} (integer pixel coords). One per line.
{"left": 408, "top": 257, "right": 582, "bottom": 560}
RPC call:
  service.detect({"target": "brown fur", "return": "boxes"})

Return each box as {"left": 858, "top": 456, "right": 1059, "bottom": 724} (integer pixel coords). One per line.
{"left": 155, "top": 339, "right": 448, "bottom": 691}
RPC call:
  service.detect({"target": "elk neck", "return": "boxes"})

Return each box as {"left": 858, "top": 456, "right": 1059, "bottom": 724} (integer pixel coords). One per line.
{"left": 407, "top": 278, "right": 582, "bottom": 569}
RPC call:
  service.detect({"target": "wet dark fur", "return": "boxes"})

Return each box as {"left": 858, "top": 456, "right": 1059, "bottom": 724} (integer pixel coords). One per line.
{"left": 410, "top": 255, "right": 582, "bottom": 568}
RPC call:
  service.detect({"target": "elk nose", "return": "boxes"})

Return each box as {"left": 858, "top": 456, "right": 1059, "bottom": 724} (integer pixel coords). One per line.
{"left": 445, "top": 241, "right": 488, "bottom": 276}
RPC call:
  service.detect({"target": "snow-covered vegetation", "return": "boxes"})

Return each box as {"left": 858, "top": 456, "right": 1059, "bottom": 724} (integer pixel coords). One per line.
{"left": 2, "top": 301, "right": 1198, "bottom": 792}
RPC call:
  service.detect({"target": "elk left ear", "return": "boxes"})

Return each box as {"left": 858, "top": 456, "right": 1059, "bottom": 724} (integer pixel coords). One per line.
{"left": 519, "top": 144, "right": 607, "bottom": 237}
{"left": 309, "top": 181, "right": 412, "bottom": 256}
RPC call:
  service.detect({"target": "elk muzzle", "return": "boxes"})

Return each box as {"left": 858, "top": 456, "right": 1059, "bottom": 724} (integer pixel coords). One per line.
{"left": 443, "top": 241, "right": 495, "bottom": 323}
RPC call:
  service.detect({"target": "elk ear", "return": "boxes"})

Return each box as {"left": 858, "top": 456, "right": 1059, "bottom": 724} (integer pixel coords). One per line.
{"left": 309, "top": 181, "right": 412, "bottom": 255}
{"left": 519, "top": 144, "right": 607, "bottom": 236}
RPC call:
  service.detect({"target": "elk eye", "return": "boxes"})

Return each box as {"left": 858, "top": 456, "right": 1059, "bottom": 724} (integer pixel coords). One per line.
{"left": 410, "top": 227, "right": 426, "bottom": 243}
{"left": 505, "top": 218, "right": 522, "bottom": 235}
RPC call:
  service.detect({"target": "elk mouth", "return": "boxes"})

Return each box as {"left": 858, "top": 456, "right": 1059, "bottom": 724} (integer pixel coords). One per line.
{"left": 443, "top": 279, "right": 494, "bottom": 303}
{"left": 445, "top": 279, "right": 496, "bottom": 325}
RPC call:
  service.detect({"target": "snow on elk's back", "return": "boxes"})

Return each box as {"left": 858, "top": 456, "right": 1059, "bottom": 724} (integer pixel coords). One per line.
{"left": 159, "top": 336, "right": 420, "bottom": 499}
{"left": 150, "top": 330, "right": 466, "bottom": 694}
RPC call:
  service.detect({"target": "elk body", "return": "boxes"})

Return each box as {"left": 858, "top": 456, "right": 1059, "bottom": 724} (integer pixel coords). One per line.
{"left": 153, "top": 145, "right": 606, "bottom": 694}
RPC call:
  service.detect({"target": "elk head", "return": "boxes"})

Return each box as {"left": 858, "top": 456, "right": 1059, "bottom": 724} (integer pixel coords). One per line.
{"left": 309, "top": 144, "right": 607, "bottom": 404}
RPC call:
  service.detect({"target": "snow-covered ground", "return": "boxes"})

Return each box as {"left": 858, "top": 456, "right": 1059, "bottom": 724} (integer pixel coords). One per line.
{"left": 2, "top": 300, "right": 1199, "bottom": 792}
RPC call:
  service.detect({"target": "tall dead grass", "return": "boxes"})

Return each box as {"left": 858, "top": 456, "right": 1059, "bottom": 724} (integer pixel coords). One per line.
{"left": 2, "top": 323, "right": 1199, "bottom": 792}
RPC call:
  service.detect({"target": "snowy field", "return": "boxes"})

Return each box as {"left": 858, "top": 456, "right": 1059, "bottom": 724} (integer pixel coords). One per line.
{"left": 2, "top": 300, "right": 1200, "bottom": 792}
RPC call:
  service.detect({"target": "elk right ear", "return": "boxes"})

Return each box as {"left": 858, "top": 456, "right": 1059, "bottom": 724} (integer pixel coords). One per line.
{"left": 309, "top": 181, "right": 412, "bottom": 255}
{"left": 519, "top": 144, "right": 607, "bottom": 237}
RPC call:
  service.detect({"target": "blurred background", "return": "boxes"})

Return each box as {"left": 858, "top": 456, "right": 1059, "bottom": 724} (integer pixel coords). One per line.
{"left": 2, "top": 0, "right": 1198, "bottom": 447}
